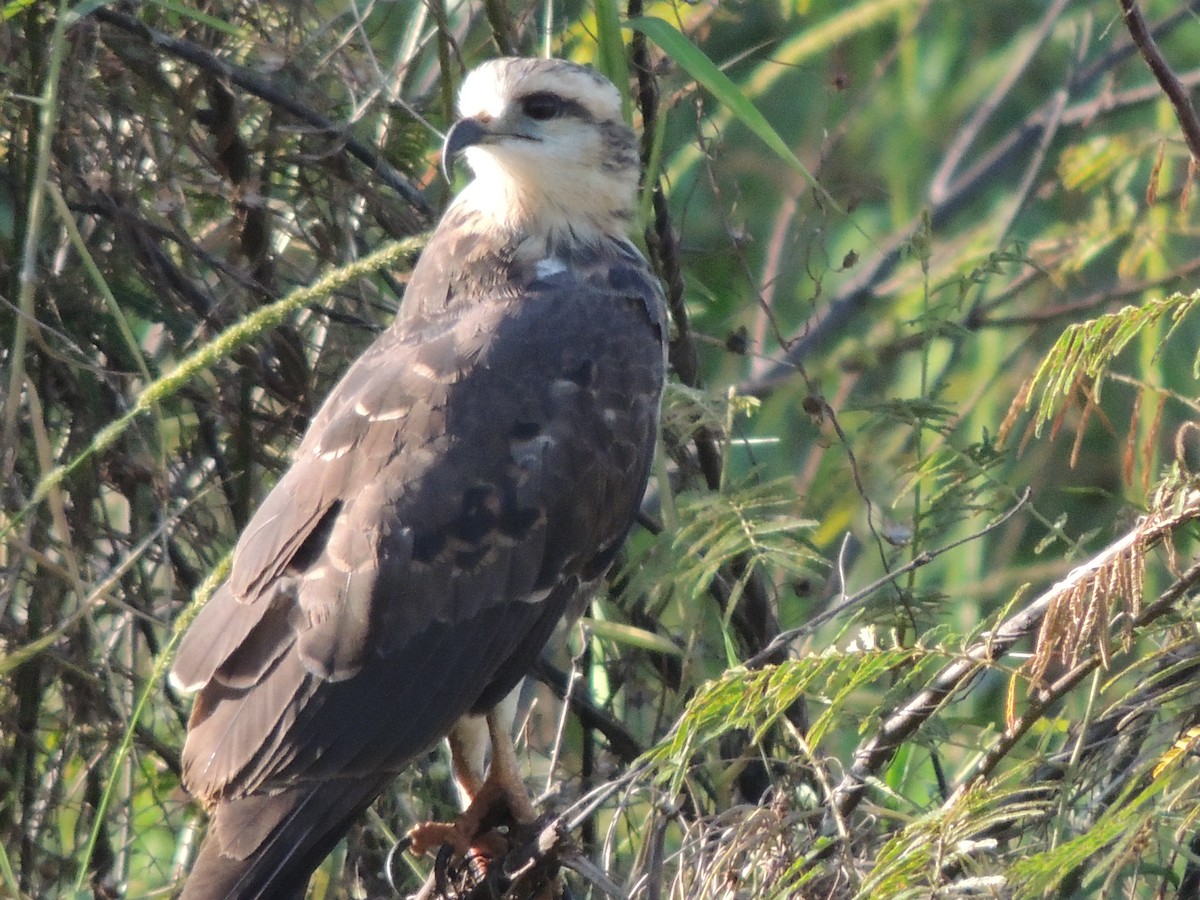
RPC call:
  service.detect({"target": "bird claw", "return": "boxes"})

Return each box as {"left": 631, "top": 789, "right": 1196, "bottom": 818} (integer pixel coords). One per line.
{"left": 407, "top": 820, "right": 471, "bottom": 859}
{"left": 403, "top": 816, "right": 568, "bottom": 900}
{"left": 407, "top": 814, "right": 514, "bottom": 890}
{"left": 405, "top": 822, "right": 513, "bottom": 900}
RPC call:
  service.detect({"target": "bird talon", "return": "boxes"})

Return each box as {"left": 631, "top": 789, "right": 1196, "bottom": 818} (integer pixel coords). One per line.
{"left": 407, "top": 820, "right": 470, "bottom": 858}
{"left": 465, "top": 828, "right": 510, "bottom": 869}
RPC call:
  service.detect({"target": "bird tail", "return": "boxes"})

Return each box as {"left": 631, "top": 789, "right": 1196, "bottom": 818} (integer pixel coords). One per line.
{"left": 179, "top": 777, "right": 388, "bottom": 900}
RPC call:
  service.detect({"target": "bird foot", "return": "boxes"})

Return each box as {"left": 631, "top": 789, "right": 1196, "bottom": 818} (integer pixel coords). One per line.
{"left": 407, "top": 818, "right": 509, "bottom": 868}
{"left": 407, "top": 772, "right": 519, "bottom": 859}
{"left": 405, "top": 814, "right": 566, "bottom": 900}
{"left": 407, "top": 820, "right": 468, "bottom": 859}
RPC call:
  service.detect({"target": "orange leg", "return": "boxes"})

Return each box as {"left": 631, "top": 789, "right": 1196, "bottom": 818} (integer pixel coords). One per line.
{"left": 407, "top": 696, "right": 535, "bottom": 859}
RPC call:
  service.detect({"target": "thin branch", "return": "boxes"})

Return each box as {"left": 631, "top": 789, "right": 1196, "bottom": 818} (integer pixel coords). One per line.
{"left": 827, "top": 488, "right": 1200, "bottom": 826}
{"left": 482, "top": 0, "right": 518, "bottom": 56}
{"left": 87, "top": 7, "right": 433, "bottom": 220}
{"left": 1118, "top": 0, "right": 1200, "bottom": 162}
{"left": 3, "top": 236, "right": 424, "bottom": 542}
{"left": 740, "top": 16, "right": 1200, "bottom": 398}
{"left": 534, "top": 661, "right": 644, "bottom": 764}
{"left": 971, "top": 254, "right": 1200, "bottom": 328}
{"left": 744, "top": 488, "right": 1032, "bottom": 669}
{"left": 929, "top": 0, "right": 1073, "bottom": 205}
{"left": 952, "top": 556, "right": 1200, "bottom": 797}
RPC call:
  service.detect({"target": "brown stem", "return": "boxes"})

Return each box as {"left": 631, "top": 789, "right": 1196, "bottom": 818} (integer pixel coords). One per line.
{"left": 1118, "top": 0, "right": 1200, "bottom": 162}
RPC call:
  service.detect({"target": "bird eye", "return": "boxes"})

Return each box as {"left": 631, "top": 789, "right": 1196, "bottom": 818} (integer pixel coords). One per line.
{"left": 521, "top": 92, "right": 563, "bottom": 121}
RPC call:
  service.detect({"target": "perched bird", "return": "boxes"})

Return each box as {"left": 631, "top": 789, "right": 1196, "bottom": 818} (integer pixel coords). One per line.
{"left": 171, "top": 57, "right": 667, "bottom": 899}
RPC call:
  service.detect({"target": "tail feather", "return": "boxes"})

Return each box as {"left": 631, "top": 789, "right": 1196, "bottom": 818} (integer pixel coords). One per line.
{"left": 180, "top": 778, "right": 387, "bottom": 900}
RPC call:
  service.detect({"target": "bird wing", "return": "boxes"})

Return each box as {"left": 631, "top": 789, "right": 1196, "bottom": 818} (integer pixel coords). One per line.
{"left": 172, "top": 243, "right": 665, "bottom": 814}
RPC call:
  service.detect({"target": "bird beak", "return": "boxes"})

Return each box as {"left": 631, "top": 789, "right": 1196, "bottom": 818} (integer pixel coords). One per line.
{"left": 442, "top": 117, "right": 490, "bottom": 183}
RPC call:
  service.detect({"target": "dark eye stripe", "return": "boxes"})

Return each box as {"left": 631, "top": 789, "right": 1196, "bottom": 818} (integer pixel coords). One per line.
{"left": 519, "top": 91, "right": 592, "bottom": 123}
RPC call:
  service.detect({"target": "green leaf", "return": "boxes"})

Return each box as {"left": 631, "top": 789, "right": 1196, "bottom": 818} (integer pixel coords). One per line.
{"left": 623, "top": 16, "right": 819, "bottom": 191}
{"left": 594, "top": 0, "right": 631, "bottom": 121}
{"left": 148, "top": 0, "right": 246, "bottom": 36}
{"left": 1024, "top": 291, "right": 1200, "bottom": 432}
{"left": 584, "top": 617, "right": 684, "bottom": 658}
{"left": 2, "top": 0, "right": 37, "bottom": 22}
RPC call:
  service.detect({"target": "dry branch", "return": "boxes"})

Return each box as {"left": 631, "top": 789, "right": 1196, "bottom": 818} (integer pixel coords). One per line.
{"left": 830, "top": 487, "right": 1200, "bottom": 824}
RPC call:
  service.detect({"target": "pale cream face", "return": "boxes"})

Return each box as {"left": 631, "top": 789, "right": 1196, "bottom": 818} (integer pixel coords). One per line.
{"left": 449, "top": 58, "right": 639, "bottom": 237}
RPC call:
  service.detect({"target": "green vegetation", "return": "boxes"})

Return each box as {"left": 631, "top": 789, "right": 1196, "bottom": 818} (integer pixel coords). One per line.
{"left": 3, "top": 0, "right": 1200, "bottom": 896}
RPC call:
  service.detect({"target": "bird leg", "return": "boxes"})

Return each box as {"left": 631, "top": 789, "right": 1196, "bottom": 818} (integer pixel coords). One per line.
{"left": 408, "top": 700, "right": 536, "bottom": 862}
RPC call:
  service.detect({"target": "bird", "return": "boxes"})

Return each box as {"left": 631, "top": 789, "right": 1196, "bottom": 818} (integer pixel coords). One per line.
{"left": 170, "top": 57, "right": 668, "bottom": 899}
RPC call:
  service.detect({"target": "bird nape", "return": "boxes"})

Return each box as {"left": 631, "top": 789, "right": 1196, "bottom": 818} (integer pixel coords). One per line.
{"left": 170, "top": 57, "right": 667, "bottom": 900}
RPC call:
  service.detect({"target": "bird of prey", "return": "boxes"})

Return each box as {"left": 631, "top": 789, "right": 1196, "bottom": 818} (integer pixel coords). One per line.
{"left": 171, "top": 57, "right": 667, "bottom": 899}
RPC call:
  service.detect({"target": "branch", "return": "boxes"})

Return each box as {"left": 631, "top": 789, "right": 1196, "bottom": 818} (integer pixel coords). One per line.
{"left": 744, "top": 489, "right": 1032, "bottom": 669}
{"left": 952, "top": 554, "right": 1200, "bottom": 796}
{"left": 534, "top": 661, "right": 643, "bottom": 763}
{"left": 971, "top": 254, "right": 1200, "bottom": 328}
{"left": 1119, "top": 0, "right": 1200, "bottom": 162}
{"left": 740, "top": 12, "right": 1200, "bottom": 397}
{"left": 929, "top": 0, "right": 1073, "bottom": 205}
{"left": 87, "top": 7, "right": 433, "bottom": 221}
{"left": 628, "top": 2, "right": 784, "bottom": 666}
{"left": 482, "top": 0, "right": 517, "bottom": 56}
{"left": 4, "top": 237, "right": 424, "bottom": 542}
{"left": 827, "top": 488, "right": 1200, "bottom": 825}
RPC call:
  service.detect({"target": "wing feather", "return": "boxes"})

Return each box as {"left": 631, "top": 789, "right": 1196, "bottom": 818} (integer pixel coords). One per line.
{"left": 175, "top": 233, "right": 666, "bottom": 849}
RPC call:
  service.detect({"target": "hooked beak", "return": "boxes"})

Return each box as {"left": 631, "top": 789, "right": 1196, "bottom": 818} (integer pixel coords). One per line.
{"left": 442, "top": 117, "right": 490, "bottom": 183}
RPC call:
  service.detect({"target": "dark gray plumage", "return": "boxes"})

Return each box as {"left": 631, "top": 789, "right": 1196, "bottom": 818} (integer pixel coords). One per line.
{"left": 172, "top": 57, "right": 666, "bottom": 899}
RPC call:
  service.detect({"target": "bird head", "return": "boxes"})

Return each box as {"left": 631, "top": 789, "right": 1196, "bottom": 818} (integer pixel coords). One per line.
{"left": 443, "top": 58, "right": 639, "bottom": 238}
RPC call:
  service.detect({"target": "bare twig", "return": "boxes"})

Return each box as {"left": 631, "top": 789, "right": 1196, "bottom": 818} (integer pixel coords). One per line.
{"left": 1118, "top": 0, "right": 1200, "bottom": 162}
{"left": 744, "top": 489, "right": 1033, "bottom": 669}
{"left": 87, "top": 7, "right": 433, "bottom": 220}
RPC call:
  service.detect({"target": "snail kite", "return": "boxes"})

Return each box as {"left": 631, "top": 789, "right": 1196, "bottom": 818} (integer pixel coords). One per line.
{"left": 171, "top": 57, "right": 667, "bottom": 898}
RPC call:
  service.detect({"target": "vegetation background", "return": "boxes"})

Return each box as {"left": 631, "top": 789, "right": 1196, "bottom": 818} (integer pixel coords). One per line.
{"left": 3, "top": 0, "right": 1200, "bottom": 896}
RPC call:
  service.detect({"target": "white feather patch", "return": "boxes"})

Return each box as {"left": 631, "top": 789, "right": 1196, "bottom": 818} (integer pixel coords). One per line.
{"left": 535, "top": 257, "right": 568, "bottom": 278}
